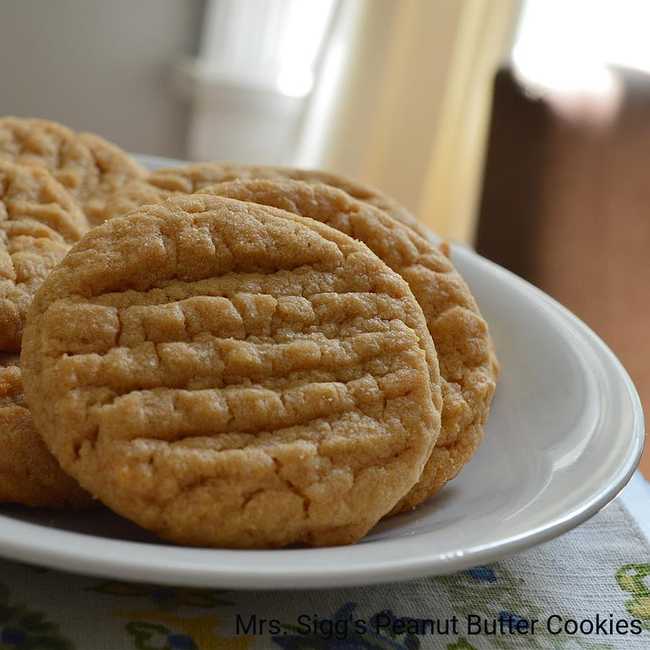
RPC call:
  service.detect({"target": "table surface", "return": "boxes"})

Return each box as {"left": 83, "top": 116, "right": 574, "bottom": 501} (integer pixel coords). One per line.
{"left": 0, "top": 475, "right": 644, "bottom": 649}
{"left": 0, "top": 475, "right": 643, "bottom": 649}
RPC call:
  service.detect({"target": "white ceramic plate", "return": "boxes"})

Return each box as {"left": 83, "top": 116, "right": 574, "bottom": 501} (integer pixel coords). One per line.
{"left": 0, "top": 160, "right": 643, "bottom": 589}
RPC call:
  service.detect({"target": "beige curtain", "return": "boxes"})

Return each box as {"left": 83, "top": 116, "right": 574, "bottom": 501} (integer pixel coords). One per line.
{"left": 299, "top": 0, "right": 519, "bottom": 243}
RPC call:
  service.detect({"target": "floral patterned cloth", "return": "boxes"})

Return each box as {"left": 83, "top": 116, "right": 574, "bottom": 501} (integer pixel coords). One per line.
{"left": 0, "top": 499, "right": 647, "bottom": 649}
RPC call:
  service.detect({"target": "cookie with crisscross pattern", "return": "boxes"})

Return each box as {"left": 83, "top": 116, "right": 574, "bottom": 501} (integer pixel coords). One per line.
{"left": 0, "top": 117, "right": 145, "bottom": 226}
{"left": 205, "top": 178, "right": 497, "bottom": 512}
{"left": 21, "top": 193, "right": 441, "bottom": 547}
{"left": 0, "top": 354, "right": 92, "bottom": 508}
{"left": 98, "top": 162, "right": 427, "bottom": 236}
{"left": 0, "top": 161, "right": 88, "bottom": 350}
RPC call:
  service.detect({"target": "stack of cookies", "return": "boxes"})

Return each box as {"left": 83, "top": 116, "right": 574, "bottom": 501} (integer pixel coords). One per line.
{"left": 0, "top": 117, "right": 498, "bottom": 548}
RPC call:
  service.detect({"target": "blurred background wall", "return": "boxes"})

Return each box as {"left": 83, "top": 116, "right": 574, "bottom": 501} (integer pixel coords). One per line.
{"left": 0, "top": 0, "right": 204, "bottom": 157}
{"left": 176, "top": 0, "right": 518, "bottom": 241}
{"left": 0, "top": 0, "right": 517, "bottom": 241}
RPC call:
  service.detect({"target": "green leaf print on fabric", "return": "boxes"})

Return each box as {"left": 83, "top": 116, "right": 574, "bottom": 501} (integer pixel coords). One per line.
{"left": 616, "top": 564, "right": 650, "bottom": 630}
{"left": 90, "top": 579, "right": 248, "bottom": 649}
{"left": 125, "top": 622, "right": 187, "bottom": 650}
{"left": 447, "top": 640, "right": 477, "bottom": 650}
{"left": 0, "top": 584, "right": 74, "bottom": 650}
{"left": 88, "top": 582, "right": 233, "bottom": 610}
{"left": 435, "top": 566, "right": 614, "bottom": 650}
{"left": 123, "top": 613, "right": 250, "bottom": 650}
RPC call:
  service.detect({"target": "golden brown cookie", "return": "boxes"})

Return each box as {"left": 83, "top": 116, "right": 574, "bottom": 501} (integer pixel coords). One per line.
{"left": 77, "top": 132, "right": 146, "bottom": 225}
{"left": 100, "top": 162, "right": 426, "bottom": 236}
{"left": 0, "top": 161, "right": 88, "bottom": 350}
{"left": 0, "top": 354, "right": 93, "bottom": 508}
{"left": 0, "top": 117, "right": 145, "bottom": 226}
{"left": 0, "top": 117, "right": 94, "bottom": 196}
{"left": 21, "top": 193, "right": 441, "bottom": 548}
{"left": 206, "top": 179, "right": 497, "bottom": 512}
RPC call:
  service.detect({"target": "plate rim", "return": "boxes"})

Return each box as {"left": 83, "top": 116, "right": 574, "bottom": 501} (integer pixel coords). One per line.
{"left": 0, "top": 242, "right": 643, "bottom": 589}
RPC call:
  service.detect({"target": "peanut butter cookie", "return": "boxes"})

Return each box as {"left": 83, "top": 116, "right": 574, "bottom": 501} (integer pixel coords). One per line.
{"left": 206, "top": 179, "right": 497, "bottom": 512}
{"left": 0, "top": 117, "right": 94, "bottom": 196}
{"left": 77, "top": 131, "right": 146, "bottom": 225}
{"left": 21, "top": 194, "right": 441, "bottom": 547}
{"left": 0, "top": 354, "right": 92, "bottom": 508}
{"left": 0, "top": 161, "right": 88, "bottom": 350}
{"left": 0, "top": 117, "right": 145, "bottom": 226}
{"left": 100, "top": 162, "right": 426, "bottom": 236}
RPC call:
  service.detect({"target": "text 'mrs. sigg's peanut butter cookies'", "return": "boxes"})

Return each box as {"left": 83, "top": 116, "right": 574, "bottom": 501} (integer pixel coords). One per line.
{"left": 0, "top": 117, "right": 145, "bottom": 226}
{"left": 21, "top": 194, "right": 441, "bottom": 548}
{"left": 0, "top": 354, "right": 92, "bottom": 508}
{"left": 205, "top": 179, "right": 497, "bottom": 513}
{"left": 100, "top": 162, "right": 427, "bottom": 236}
{"left": 0, "top": 161, "right": 88, "bottom": 350}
